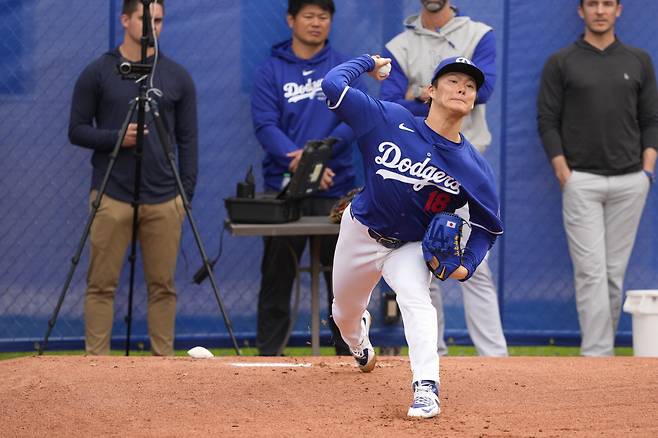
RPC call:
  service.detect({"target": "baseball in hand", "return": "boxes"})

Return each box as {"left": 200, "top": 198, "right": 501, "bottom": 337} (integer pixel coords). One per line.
{"left": 378, "top": 63, "right": 392, "bottom": 78}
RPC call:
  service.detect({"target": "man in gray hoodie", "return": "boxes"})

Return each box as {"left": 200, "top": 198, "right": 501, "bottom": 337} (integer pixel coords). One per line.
{"left": 380, "top": 0, "right": 507, "bottom": 357}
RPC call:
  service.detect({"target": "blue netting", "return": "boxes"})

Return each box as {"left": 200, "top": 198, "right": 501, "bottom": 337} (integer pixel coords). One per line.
{"left": 1, "top": 0, "right": 657, "bottom": 351}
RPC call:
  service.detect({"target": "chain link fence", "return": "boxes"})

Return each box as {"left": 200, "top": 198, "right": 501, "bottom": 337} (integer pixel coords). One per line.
{"left": 1, "top": 0, "right": 657, "bottom": 351}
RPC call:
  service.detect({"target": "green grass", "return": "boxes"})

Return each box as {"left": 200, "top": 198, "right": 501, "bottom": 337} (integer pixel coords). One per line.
{"left": 0, "top": 345, "right": 634, "bottom": 361}
{"left": 384, "top": 345, "right": 633, "bottom": 357}
{"left": 508, "top": 346, "right": 632, "bottom": 356}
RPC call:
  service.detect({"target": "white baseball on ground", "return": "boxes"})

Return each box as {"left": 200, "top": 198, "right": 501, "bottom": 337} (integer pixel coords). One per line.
{"left": 378, "top": 63, "right": 391, "bottom": 78}
{"left": 187, "top": 346, "right": 214, "bottom": 358}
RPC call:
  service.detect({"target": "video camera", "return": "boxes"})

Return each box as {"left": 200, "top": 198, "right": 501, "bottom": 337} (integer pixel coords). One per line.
{"left": 117, "top": 0, "right": 159, "bottom": 80}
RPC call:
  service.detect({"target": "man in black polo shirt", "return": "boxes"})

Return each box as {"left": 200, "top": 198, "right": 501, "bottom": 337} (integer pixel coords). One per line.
{"left": 68, "top": 0, "right": 197, "bottom": 356}
{"left": 537, "top": 0, "right": 657, "bottom": 356}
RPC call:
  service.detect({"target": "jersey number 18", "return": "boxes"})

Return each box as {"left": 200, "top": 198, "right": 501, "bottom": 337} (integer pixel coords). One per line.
{"left": 424, "top": 190, "right": 451, "bottom": 214}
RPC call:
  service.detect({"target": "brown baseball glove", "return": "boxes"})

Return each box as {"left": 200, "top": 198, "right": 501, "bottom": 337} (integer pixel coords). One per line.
{"left": 329, "top": 187, "right": 362, "bottom": 224}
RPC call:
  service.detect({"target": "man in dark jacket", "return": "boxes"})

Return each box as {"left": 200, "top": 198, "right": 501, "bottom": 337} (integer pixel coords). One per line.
{"left": 537, "top": 0, "right": 657, "bottom": 356}
{"left": 69, "top": 0, "right": 197, "bottom": 356}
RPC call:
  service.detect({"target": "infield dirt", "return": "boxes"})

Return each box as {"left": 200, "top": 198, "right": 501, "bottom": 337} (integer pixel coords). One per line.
{"left": 1, "top": 355, "right": 657, "bottom": 437}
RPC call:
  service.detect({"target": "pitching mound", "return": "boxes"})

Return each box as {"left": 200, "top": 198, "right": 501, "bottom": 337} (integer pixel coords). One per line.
{"left": 1, "top": 355, "right": 657, "bottom": 437}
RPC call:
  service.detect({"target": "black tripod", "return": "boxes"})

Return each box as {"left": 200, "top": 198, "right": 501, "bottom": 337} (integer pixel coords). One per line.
{"left": 38, "top": 0, "right": 240, "bottom": 356}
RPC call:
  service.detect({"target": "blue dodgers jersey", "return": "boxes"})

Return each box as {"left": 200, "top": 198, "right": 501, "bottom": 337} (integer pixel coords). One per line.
{"left": 322, "top": 56, "right": 503, "bottom": 243}
{"left": 351, "top": 109, "right": 472, "bottom": 242}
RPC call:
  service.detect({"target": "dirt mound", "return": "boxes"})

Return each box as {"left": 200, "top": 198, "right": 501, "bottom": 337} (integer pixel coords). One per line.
{"left": 1, "top": 355, "right": 657, "bottom": 437}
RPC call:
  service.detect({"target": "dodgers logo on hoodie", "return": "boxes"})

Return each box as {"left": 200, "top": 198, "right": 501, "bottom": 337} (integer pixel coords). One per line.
{"left": 283, "top": 78, "right": 326, "bottom": 103}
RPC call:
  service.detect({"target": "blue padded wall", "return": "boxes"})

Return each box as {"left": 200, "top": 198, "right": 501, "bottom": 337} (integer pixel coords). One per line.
{"left": 1, "top": 0, "right": 656, "bottom": 351}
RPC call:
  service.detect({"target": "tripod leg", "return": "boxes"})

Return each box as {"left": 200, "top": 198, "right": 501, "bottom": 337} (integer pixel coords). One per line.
{"left": 124, "top": 109, "right": 146, "bottom": 356}
{"left": 124, "top": 218, "right": 139, "bottom": 356}
{"left": 125, "top": 93, "right": 148, "bottom": 356}
{"left": 149, "top": 101, "right": 242, "bottom": 355}
{"left": 38, "top": 99, "right": 139, "bottom": 355}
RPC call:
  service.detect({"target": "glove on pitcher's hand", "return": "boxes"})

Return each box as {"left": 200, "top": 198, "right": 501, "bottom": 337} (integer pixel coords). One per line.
{"left": 422, "top": 212, "right": 464, "bottom": 280}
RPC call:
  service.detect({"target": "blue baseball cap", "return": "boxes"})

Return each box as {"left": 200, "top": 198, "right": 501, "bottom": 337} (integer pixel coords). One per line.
{"left": 431, "top": 56, "right": 484, "bottom": 90}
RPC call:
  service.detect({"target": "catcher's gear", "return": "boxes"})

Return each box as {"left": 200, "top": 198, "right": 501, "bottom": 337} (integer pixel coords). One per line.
{"left": 329, "top": 187, "right": 362, "bottom": 224}
{"left": 422, "top": 212, "right": 464, "bottom": 280}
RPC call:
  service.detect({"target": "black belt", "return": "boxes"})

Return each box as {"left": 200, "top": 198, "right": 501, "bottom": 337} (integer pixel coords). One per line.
{"left": 367, "top": 228, "right": 405, "bottom": 249}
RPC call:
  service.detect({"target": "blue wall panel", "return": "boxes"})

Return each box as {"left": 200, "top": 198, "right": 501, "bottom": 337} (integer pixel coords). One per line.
{"left": 1, "top": 0, "right": 656, "bottom": 351}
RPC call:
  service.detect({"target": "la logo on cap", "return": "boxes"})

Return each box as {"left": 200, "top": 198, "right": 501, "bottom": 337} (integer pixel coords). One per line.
{"left": 455, "top": 57, "right": 473, "bottom": 65}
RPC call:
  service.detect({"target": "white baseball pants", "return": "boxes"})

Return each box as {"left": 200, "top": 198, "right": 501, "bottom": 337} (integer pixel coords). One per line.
{"left": 332, "top": 204, "right": 439, "bottom": 384}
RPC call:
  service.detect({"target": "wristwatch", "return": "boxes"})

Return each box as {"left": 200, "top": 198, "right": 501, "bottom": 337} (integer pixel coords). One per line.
{"left": 643, "top": 169, "right": 655, "bottom": 184}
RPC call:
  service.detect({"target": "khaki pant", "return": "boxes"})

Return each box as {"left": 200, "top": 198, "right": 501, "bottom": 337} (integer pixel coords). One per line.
{"left": 85, "top": 191, "right": 184, "bottom": 356}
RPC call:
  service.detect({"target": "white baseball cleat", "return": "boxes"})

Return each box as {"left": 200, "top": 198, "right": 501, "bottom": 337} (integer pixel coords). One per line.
{"left": 407, "top": 380, "right": 440, "bottom": 418}
{"left": 349, "top": 310, "right": 376, "bottom": 372}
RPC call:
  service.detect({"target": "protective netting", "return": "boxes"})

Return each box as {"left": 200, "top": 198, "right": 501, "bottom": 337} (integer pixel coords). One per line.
{"left": 1, "top": 0, "right": 656, "bottom": 351}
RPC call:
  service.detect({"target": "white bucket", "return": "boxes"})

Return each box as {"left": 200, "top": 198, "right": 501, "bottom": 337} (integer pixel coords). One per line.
{"left": 622, "top": 290, "right": 658, "bottom": 357}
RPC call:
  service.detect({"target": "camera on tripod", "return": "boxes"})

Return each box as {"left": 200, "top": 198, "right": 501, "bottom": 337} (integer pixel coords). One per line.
{"left": 117, "top": 61, "right": 153, "bottom": 80}
{"left": 117, "top": 0, "right": 157, "bottom": 80}
{"left": 39, "top": 0, "right": 241, "bottom": 356}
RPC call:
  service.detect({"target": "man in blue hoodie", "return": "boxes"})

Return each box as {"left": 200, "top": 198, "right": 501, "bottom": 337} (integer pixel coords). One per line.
{"left": 251, "top": 0, "right": 357, "bottom": 356}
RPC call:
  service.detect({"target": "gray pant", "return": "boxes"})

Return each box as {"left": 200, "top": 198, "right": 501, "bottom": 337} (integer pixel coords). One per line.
{"left": 430, "top": 204, "right": 508, "bottom": 357}
{"left": 563, "top": 170, "right": 649, "bottom": 356}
